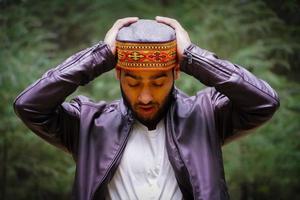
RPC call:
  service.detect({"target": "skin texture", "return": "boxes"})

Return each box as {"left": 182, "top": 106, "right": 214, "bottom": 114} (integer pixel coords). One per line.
{"left": 104, "top": 16, "right": 191, "bottom": 129}
{"left": 117, "top": 69, "right": 178, "bottom": 130}
{"left": 155, "top": 16, "right": 191, "bottom": 62}
{"left": 104, "top": 17, "right": 139, "bottom": 55}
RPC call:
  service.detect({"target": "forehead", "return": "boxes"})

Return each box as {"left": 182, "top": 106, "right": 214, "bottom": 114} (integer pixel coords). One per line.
{"left": 122, "top": 69, "right": 172, "bottom": 79}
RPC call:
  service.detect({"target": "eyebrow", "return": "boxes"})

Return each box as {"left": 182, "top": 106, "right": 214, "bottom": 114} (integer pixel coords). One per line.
{"left": 150, "top": 73, "right": 167, "bottom": 80}
{"left": 124, "top": 72, "right": 167, "bottom": 80}
{"left": 124, "top": 73, "right": 141, "bottom": 80}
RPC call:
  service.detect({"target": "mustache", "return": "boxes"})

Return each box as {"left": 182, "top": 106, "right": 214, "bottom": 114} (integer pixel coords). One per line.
{"left": 134, "top": 102, "right": 159, "bottom": 109}
{"left": 120, "top": 82, "right": 174, "bottom": 111}
{"left": 136, "top": 102, "right": 157, "bottom": 106}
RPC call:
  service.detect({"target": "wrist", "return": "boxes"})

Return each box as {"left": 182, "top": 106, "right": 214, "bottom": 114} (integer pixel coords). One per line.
{"left": 92, "top": 42, "right": 117, "bottom": 73}
{"left": 103, "top": 41, "right": 116, "bottom": 56}
{"left": 179, "top": 43, "right": 194, "bottom": 71}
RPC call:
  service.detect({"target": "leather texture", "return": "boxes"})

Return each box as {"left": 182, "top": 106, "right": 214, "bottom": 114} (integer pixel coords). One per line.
{"left": 13, "top": 42, "right": 280, "bottom": 200}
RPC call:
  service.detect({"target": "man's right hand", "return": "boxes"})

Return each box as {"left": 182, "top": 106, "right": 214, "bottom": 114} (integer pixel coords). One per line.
{"left": 104, "top": 17, "right": 139, "bottom": 56}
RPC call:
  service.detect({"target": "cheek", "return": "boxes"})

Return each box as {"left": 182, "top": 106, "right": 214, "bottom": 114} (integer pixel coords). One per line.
{"left": 153, "top": 83, "right": 173, "bottom": 103}
{"left": 121, "top": 83, "right": 138, "bottom": 103}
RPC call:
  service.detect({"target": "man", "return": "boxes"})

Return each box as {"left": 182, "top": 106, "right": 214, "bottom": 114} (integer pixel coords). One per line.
{"left": 14, "top": 16, "right": 279, "bottom": 200}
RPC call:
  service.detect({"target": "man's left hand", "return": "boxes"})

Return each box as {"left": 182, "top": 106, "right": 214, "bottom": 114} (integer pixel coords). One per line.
{"left": 155, "top": 16, "right": 191, "bottom": 62}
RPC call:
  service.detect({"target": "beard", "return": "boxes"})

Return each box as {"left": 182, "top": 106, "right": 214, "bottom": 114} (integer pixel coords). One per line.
{"left": 121, "top": 84, "right": 174, "bottom": 130}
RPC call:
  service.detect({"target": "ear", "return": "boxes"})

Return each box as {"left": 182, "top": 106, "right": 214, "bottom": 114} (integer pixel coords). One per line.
{"left": 173, "top": 65, "right": 180, "bottom": 80}
{"left": 115, "top": 68, "right": 121, "bottom": 80}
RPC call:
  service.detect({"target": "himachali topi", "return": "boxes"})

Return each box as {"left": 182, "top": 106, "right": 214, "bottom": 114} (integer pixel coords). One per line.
{"left": 116, "top": 19, "right": 178, "bottom": 71}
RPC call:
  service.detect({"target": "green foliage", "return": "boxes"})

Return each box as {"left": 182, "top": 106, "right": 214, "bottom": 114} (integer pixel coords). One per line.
{"left": 1, "top": 0, "right": 299, "bottom": 199}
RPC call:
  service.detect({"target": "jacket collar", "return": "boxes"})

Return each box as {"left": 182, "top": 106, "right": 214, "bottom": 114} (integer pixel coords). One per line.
{"left": 120, "top": 98, "right": 133, "bottom": 119}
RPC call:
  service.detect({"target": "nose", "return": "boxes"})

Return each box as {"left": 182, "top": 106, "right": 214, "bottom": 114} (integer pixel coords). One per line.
{"left": 138, "top": 87, "right": 153, "bottom": 105}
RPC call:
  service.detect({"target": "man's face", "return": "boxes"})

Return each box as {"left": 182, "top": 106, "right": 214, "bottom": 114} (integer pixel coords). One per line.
{"left": 117, "top": 68, "right": 179, "bottom": 126}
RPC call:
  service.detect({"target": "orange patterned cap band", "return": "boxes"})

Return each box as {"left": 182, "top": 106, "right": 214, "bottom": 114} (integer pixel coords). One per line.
{"left": 116, "top": 40, "right": 177, "bottom": 71}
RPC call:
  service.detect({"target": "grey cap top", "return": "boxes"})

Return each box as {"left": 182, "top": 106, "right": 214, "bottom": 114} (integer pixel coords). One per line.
{"left": 116, "top": 19, "right": 176, "bottom": 43}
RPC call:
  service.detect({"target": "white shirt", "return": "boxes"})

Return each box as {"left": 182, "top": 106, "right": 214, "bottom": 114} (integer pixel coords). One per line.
{"left": 106, "top": 119, "right": 183, "bottom": 200}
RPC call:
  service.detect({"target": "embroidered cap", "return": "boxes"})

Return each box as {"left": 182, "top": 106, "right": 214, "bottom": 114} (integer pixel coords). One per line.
{"left": 116, "top": 19, "right": 177, "bottom": 71}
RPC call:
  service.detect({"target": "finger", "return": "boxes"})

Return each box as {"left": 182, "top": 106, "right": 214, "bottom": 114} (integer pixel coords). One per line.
{"left": 106, "top": 17, "right": 138, "bottom": 39}
{"left": 113, "top": 17, "right": 139, "bottom": 30}
{"left": 104, "top": 17, "right": 139, "bottom": 55}
{"left": 155, "top": 16, "right": 182, "bottom": 30}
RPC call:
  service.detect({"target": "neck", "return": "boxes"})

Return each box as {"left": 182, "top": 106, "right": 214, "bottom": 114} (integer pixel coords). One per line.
{"left": 140, "top": 117, "right": 162, "bottom": 131}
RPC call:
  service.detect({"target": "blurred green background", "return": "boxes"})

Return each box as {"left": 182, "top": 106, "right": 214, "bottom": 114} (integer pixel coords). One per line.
{"left": 1, "top": 0, "right": 300, "bottom": 199}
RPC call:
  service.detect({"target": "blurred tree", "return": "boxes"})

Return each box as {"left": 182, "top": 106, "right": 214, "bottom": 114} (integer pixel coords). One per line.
{"left": 0, "top": 0, "right": 299, "bottom": 199}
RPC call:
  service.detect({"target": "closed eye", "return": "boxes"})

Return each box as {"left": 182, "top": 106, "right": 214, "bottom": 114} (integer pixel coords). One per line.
{"left": 152, "top": 82, "right": 164, "bottom": 87}
{"left": 125, "top": 76, "right": 140, "bottom": 87}
{"left": 128, "top": 83, "right": 140, "bottom": 87}
{"left": 152, "top": 77, "right": 166, "bottom": 87}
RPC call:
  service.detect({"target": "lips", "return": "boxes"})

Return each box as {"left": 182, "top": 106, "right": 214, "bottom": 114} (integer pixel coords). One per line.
{"left": 138, "top": 105, "right": 156, "bottom": 115}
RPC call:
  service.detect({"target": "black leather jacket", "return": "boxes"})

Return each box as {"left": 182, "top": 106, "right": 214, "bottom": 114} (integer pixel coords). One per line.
{"left": 13, "top": 42, "right": 279, "bottom": 200}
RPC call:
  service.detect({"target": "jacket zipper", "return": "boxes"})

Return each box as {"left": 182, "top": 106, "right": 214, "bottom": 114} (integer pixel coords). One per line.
{"left": 59, "top": 42, "right": 106, "bottom": 73}
{"left": 185, "top": 49, "right": 233, "bottom": 77}
{"left": 91, "top": 118, "right": 133, "bottom": 200}
{"left": 167, "top": 105, "right": 195, "bottom": 199}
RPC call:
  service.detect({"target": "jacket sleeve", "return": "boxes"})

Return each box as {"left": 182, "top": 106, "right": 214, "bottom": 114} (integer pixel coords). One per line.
{"left": 13, "top": 42, "right": 116, "bottom": 154}
{"left": 180, "top": 44, "right": 280, "bottom": 144}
